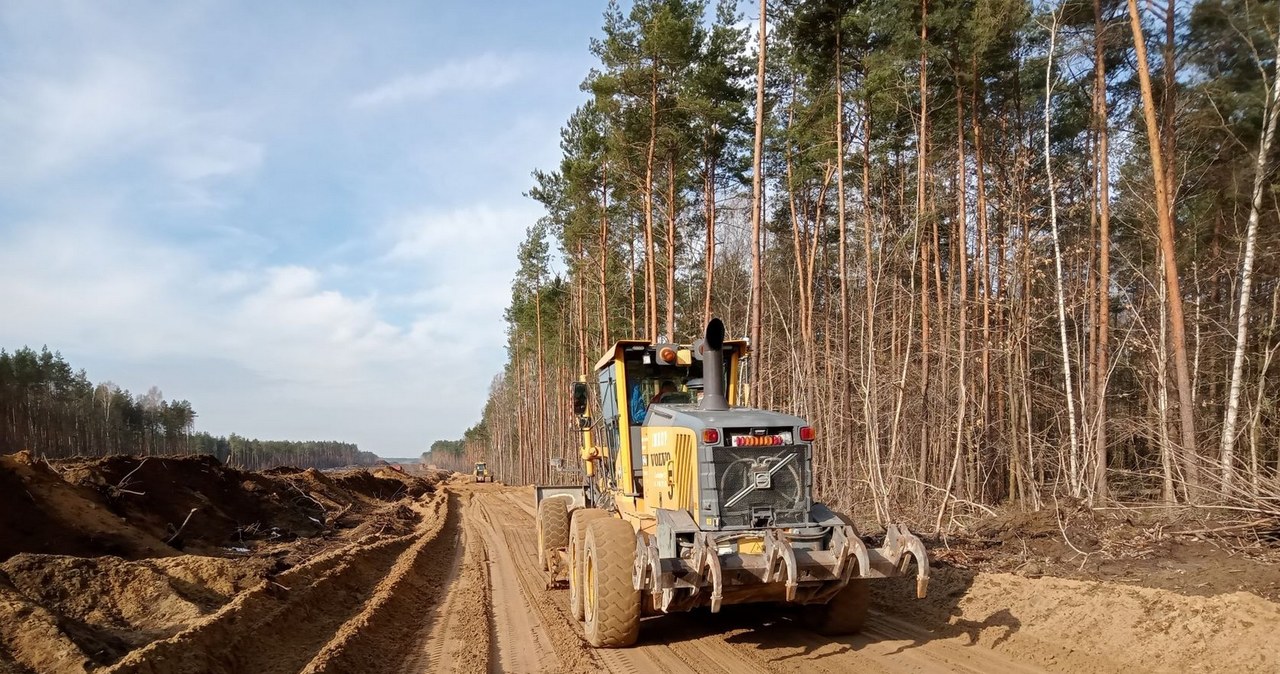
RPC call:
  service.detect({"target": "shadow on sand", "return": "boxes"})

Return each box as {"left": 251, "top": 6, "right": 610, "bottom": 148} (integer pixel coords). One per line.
{"left": 632, "top": 566, "right": 1022, "bottom": 663}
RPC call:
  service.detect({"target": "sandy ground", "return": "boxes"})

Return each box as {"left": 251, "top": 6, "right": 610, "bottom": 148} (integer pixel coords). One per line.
{"left": 403, "top": 485, "right": 1280, "bottom": 674}
{"left": 3, "top": 470, "right": 1279, "bottom": 673}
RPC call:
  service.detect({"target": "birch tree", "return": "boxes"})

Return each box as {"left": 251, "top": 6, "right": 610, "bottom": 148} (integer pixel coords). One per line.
{"left": 1219, "top": 19, "right": 1280, "bottom": 488}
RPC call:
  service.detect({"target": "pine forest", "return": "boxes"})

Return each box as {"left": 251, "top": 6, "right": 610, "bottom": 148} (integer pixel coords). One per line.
{"left": 437, "top": 0, "right": 1280, "bottom": 523}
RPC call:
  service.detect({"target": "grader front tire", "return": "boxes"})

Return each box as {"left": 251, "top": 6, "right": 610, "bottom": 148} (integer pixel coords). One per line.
{"left": 803, "top": 579, "right": 869, "bottom": 635}
{"left": 583, "top": 518, "right": 640, "bottom": 648}
{"left": 569, "top": 508, "right": 610, "bottom": 620}
{"left": 537, "top": 497, "right": 570, "bottom": 572}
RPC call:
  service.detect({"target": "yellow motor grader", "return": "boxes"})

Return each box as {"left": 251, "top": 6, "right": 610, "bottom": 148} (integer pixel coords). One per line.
{"left": 535, "top": 318, "right": 929, "bottom": 647}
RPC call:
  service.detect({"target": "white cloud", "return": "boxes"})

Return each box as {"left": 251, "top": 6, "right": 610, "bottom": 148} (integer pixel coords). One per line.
{"left": 382, "top": 203, "right": 538, "bottom": 350}
{"left": 386, "top": 202, "right": 539, "bottom": 262}
{"left": 350, "top": 53, "right": 526, "bottom": 109}
{"left": 0, "top": 2, "right": 583, "bottom": 456}
{"left": 163, "top": 135, "right": 264, "bottom": 182}
{"left": 0, "top": 52, "right": 262, "bottom": 208}
{"left": 0, "top": 55, "right": 173, "bottom": 176}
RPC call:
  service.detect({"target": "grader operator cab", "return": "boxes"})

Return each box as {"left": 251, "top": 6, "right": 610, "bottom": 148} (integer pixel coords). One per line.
{"left": 474, "top": 462, "right": 493, "bottom": 483}
{"left": 535, "top": 318, "right": 930, "bottom": 648}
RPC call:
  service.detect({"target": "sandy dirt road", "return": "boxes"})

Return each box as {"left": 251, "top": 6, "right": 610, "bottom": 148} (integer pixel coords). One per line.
{"left": 404, "top": 485, "right": 1054, "bottom": 674}
{"left": 400, "top": 484, "right": 1280, "bottom": 674}
{"left": 43, "top": 480, "right": 1270, "bottom": 674}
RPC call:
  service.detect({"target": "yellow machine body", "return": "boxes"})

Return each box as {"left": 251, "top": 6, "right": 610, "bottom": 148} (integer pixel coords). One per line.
{"left": 536, "top": 319, "right": 930, "bottom": 645}
{"left": 581, "top": 338, "right": 747, "bottom": 533}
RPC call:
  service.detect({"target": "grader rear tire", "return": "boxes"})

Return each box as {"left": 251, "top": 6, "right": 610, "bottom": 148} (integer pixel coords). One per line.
{"left": 569, "top": 508, "right": 610, "bottom": 620}
{"left": 583, "top": 518, "right": 640, "bottom": 648}
{"left": 537, "top": 497, "right": 570, "bottom": 571}
{"left": 803, "top": 579, "right": 869, "bottom": 635}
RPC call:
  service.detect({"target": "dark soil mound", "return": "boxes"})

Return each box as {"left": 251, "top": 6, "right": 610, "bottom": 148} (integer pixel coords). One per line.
{"left": 370, "top": 466, "right": 442, "bottom": 498}
{"left": 1, "top": 452, "right": 439, "bottom": 565}
{"left": 55, "top": 455, "right": 326, "bottom": 553}
{"left": 333, "top": 471, "right": 412, "bottom": 500}
{"left": 0, "top": 452, "right": 173, "bottom": 562}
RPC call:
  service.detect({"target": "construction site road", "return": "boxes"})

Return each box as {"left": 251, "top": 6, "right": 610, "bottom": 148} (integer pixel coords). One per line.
{"left": 405, "top": 484, "right": 1280, "bottom": 674}
{"left": 66, "top": 480, "right": 1277, "bottom": 674}
{"left": 402, "top": 484, "right": 1052, "bottom": 674}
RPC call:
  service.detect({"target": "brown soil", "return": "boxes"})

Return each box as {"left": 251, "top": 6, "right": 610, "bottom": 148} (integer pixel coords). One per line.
{"left": 2, "top": 464, "right": 1278, "bottom": 674}
{"left": 871, "top": 567, "right": 1280, "bottom": 673}
{"left": 0, "top": 554, "right": 273, "bottom": 667}
{"left": 936, "top": 501, "right": 1280, "bottom": 601}
{"left": 0, "top": 453, "right": 449, "bottom": 672}
{"left": 0, "top": 453, "right": 174, "bottom": 561}
{"left": 1, "top": 452, "right": 445, "bottom": 563}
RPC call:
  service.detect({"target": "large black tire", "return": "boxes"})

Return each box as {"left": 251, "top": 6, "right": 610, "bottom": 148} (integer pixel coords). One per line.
{"left": 537, "top": 497, "right": 570, "bottom": 571}
{"left": 569, "top": 508, "right": 610, "bottom": 620}
{"left": 583, "top": 518, "right": 641, "bottom": 647}
{"left": 803, "top": 579, "right": 869, "bottom": 635}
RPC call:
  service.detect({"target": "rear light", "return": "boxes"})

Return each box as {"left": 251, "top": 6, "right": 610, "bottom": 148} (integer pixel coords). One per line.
{"left": 799, "top": 426, "right": 815, "bottom": 442}
{"left": 733, "top": 435, "right": 785, "bottom": 447}
{"left": 702, "top": 428, "right": 720, "bottom": 444}
{"left": 659, "top": 347, "right": 677, "bottom": 363}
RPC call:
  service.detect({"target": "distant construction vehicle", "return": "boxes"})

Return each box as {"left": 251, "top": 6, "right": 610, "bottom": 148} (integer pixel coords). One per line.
{"left": 474, "top": 462, "right": 493, "bottom": 483}
{"left": 535, "top": 318, "right": 930, "bottom": 648}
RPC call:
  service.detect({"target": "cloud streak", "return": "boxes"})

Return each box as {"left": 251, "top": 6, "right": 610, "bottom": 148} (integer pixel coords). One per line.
{"left": 0, "top": 214, "right": 514, "bottom": 454}
{"left": 350, "top": 53, "right": 526, "bottom": 109}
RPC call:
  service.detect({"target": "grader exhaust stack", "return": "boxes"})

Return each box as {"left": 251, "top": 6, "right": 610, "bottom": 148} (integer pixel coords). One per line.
{"left": 700, "top": 318, "right": 729, "bottom": 411}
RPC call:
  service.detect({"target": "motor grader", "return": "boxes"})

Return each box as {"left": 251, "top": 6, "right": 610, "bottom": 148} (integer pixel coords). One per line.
{"left": 535, "top": 318, "right": 930, "bottom": 648}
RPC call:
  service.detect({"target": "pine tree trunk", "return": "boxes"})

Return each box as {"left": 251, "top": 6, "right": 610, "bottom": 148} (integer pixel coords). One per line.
{"left": 666, "top": 155, "right": 677, "bottom": 340}
{"left": 600, "top": 157, "right": 611, "bottom": 351}
{"left": 1127, "top": 0, "right": 1200, "bottom": 495}
{"left": 536, "top": 286, "right": 547, "bottom": 485}
{"left": 748, "top": 0, "right": 767, "bottom": 404}
{"left": 916, "top": 0, "right": 932, "bottom": 494}
{"left": 703, "top": 154, "right": 717, "bottom": 324}
{"left": 645, "top": 67, "right": 660, "bottom": 341}
{"left": 1092, "top": 0, "right": 1112, "bottom": 501}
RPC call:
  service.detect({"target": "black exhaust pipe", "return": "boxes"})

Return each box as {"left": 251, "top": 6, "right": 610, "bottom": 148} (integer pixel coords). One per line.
{"left": 700, "top": 318, "right": 729, "bottom": 411}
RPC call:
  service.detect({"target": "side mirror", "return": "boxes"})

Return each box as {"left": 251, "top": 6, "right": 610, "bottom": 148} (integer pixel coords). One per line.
{"left": 572, "top": 382, "right": 589, "bottom": 416}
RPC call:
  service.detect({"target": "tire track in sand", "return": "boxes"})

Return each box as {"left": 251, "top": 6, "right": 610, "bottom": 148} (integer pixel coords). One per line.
{"left": 400, "top": 491, "right": 492, "bottom": 673}
{"left": 299, "top": 492, "right": 463, "bottom": 674}
{"left": 471, "top": 492, "right": 563, "bottom": 672}
{"left": 104, "top": 492, "right": 451, "bottom": 674}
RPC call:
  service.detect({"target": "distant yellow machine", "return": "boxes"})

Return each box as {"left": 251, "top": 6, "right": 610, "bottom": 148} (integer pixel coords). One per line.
{"left": 535, "top": 318, "right": 930, "bottom": 648}
{"left": 473, "top": 462, "right": 493, "bottom": 483}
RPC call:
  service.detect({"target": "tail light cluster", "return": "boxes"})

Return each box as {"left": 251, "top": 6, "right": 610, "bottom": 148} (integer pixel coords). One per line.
{"left": 733, "top": 435, "right": 785, "bottom": 447}
{"left": 704, "top": 426, "right": 817, "bottom": 446}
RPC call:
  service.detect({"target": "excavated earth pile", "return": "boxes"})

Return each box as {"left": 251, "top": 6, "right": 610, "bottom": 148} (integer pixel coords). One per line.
{"left": 0, "top": 452, "right": 448, "bottom": 673}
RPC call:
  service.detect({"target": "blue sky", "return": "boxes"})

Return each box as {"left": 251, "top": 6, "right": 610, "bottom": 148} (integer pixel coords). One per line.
{"left": 0, "top": 1, "right": 604, "bottom": 456}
